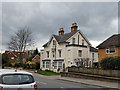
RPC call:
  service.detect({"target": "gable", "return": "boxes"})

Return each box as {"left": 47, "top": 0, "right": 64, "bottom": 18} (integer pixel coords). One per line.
{"left": 96, "top": 34, "right": 120, "bottom": 48}
{"left": 32, "top": 55, "right": 40, "bottom": 61}
{"left": 43, "top": 30, "right": 91, "bottom": 47}
{"left": 66, "top": 30, "right": 91, "bottom": 46}
{"left": 43, "top": 35, "right": 58, "bottom": 47}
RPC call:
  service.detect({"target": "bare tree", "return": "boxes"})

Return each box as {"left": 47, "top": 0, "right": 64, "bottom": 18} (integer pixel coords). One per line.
{"left": 8, "top": 27, "right": 33, "bottom": 52}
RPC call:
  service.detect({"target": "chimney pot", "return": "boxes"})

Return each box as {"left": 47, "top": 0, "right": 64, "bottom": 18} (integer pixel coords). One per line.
{"left": 71, "top": 22, "right": 78, "bottom": 32}
{"left": 59, "top": 28, "right": 64, "bottom": 35}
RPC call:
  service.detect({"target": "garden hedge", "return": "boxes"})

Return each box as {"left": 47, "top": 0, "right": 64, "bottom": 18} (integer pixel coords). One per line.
{"left": 100, "top": 56, "right": 120, "bottom": 70}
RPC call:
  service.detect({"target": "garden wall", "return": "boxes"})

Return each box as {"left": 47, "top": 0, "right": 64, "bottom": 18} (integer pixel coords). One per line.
{"left": 68, "top": 67, "right": 120, "bottom": 77}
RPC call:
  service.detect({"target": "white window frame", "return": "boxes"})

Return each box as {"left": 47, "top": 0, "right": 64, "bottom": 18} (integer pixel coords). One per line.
{"left": 106, "top": 48, "right": 115, "bottom": 54}
{"left": 53, "top": 61, "right": 63, "bottom": 69}
{"left": 42, "top": 61, "right": 50, "bottom": 68}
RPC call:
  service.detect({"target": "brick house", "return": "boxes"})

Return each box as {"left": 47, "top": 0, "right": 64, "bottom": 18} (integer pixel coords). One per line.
{"left": 5, "top": 51, "right": 28, "bottom": 63}
{"left": 96, "top": 34, "right": 120, "bottom": 64}
{"left": 31, "top": 55, "right": 40, "bottom": 63}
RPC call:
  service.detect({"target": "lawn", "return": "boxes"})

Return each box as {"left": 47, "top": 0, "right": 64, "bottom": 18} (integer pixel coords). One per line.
{"left": 37, "top": 70, "right": 61, "bottom": 76}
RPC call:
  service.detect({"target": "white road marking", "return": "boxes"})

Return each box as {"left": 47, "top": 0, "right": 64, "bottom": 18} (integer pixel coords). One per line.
{"left": 37, "top": 81, "right": 47, "bottom": 85}
{"left": 60, "top": 87, "right": 64, "bottom": 88}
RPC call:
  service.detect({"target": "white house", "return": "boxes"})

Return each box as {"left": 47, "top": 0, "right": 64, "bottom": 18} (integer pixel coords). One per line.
{"left": 40, "top": 23, "right": 98, "bottom": 72}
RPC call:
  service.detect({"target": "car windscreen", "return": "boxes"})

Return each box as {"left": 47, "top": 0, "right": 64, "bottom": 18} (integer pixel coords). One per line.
{"left": 2, "top": 74, "right": 35, "bottom": 85}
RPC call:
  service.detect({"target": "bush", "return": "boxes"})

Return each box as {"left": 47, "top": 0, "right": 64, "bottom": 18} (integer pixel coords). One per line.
{"left": 100, "top": 56, "right": 120, "bottom": 70}
{"left": 26, "top": 62, "right": 36, "bottom": 69}
{"left": 36, "top": 62, "right": 40, "bottom": 70}
{"left": 23, "top": 63, "right": 27, "bottom": 69}
{"left": 8, "top": 63, "right": 12, "bottom": 67}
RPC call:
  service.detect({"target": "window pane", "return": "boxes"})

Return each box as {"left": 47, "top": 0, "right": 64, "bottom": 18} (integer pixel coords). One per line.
{"left": 53, "top": 51, "right": 55, "bottom": 58}
{"left": 11, "top": 57, "right": 14, "bottom": 59}
{"left": 106, "top": 48, "right": 115, "bottom": 54}
{"left": 82, "top": 39, "right": 84, "bottom": 45}
{"left": 72, "top": 38, "right": 75, "bottom": 44}
{"left": 106, "top": 48, "right": 109, "bottom": 53}
{"left": 43, "top": 61, "right": 45, "bottom": 68}
{"left": 46, "top": 61, "right": 50, "bottom": 68}
{"left": 2, "top": 74, "right": 34, "bottom": 85}
{"left": 53, "top": 40, "right": 56, "bottom": 45}
{"left": 58, "top": 62, "right": 62, "bottom": 69}
{"left": 110, "top": 48, "right": 115, "bottom": 53}
{"left": 58, "top": 50, "right": 61, "bottom": 57}
{"left": 78, "top": 50, "right": 82, "bottom": 57}
{"left": 78, "top": 35, "right": 79, "bottom": 45}
{"left": 46, "top": 51, "right": 49, "bottom": 58}
{"left": 54, "top": 62, "right": 57, "bottom": 69}
{"left": 92, "top": 53, "right": 94, "bottom": 59}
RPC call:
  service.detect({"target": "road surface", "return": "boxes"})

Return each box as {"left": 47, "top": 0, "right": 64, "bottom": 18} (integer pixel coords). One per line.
{"left": 33, "top": 73, "right": 107, "bottom": 89}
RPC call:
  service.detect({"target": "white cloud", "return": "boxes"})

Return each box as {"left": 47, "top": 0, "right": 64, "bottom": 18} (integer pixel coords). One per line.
{"left": 90, "top": 40, "right": 102, "bottom": 48}
{"left": 110, "top": 18, "right": 118, "bottom": 31}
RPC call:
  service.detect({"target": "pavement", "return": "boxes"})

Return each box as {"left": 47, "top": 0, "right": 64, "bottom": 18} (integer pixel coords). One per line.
{"left": 58, "top": 77, "right": 120, "bottom": 89}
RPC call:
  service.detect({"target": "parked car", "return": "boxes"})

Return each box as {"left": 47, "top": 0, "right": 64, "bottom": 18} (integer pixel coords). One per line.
{"left": 0, "top": 69, "right": 37, "bottom": 90}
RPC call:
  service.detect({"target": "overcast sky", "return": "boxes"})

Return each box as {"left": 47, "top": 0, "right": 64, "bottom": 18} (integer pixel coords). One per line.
{"left": 1, "top": 2, "right": 118, "bottom": 52}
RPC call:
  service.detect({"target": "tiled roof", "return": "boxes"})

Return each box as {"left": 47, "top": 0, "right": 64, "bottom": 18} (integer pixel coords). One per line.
{"left": 96, "top": 34, "right": 120, "bottom": 48}
{"left": 43, "top": 30, "right": 78, "bottom": 47}
{"left": 53, "top": 30, "right": 78, "bottom": 43}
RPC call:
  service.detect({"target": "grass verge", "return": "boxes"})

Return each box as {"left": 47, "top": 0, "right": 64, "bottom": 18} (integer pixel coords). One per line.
{"left": 37, "top": 70, "right": 61, "bottom": 76}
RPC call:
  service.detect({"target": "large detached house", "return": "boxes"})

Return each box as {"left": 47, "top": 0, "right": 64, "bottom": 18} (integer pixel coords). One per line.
{"left": 40, "top": 23, "right": 98, "bottom": 72}
{"left": 96, "top": 34, "right": 120, "bottom": 64}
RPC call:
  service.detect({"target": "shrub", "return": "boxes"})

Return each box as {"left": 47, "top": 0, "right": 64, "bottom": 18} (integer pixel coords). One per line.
{"left": 100, "top": 56, "right": 120, "bottom": 70}
{"left": 8, "top": 63, "right": 12, "bottom": 67}
{"left": 23, "top": 63, "right": 27, "bottom": 69}
{"left": 45, "top": 69, "right": 53, "bottom": 72}
{"left": 26, "top": 62, "right": 36, "bottom": 69}
{"left": 57, "top": 68, "right": 60, "bottom": 72}
{"left": 36, "top": 62, "right": 40, "bottom": 70}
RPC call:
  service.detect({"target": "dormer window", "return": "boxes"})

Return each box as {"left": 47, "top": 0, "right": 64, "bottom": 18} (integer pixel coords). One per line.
{"left": 82, "top": 39, "right": 84, "bottom": 45}
{"left": 72, "top": 38, "right": 75, "bottom": 44}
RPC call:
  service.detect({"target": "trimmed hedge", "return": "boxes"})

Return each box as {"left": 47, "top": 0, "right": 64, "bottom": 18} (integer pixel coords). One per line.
{"left": 100, "top": 56, "right": 120, "bottom": 70}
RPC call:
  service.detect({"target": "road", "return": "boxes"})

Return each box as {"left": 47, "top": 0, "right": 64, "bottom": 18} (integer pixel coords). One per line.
{"left": 33, "top": 73, "right": 107, "bottom": 89}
